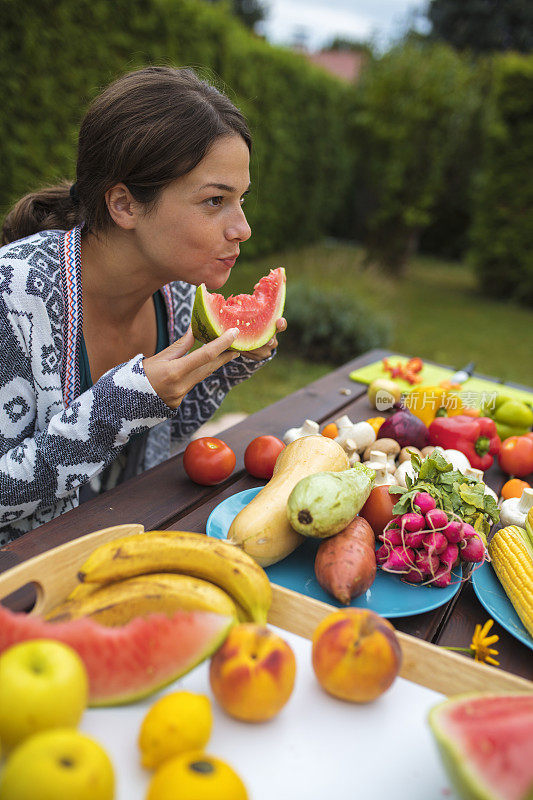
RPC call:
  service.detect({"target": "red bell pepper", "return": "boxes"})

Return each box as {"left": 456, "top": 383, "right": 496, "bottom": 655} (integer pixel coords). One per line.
{"left": 428, "top": 415, "right": 501, "bottom": 471}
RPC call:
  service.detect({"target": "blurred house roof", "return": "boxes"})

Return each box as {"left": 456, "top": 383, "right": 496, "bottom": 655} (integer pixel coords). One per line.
{"left": 303, "top": 49, "right": 366, "bottom": 83}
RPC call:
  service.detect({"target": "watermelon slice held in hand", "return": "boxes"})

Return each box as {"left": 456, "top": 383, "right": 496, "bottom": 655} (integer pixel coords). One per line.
{"left": 192, "top": 267, "right": 286, "bottom": 351}
{"left": 429, "top": 693, "right": 533, "bottom": 800}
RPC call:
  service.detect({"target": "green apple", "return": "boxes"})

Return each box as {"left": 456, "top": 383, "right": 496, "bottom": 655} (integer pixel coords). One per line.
{"left": 367, "top": 378, "right": 402, "bottom": 411}
{"left": 0, "top": 728, "right": 114, "bottom": 800}
{"left": 0, "top": 639, "right": 88, "bottom": 752}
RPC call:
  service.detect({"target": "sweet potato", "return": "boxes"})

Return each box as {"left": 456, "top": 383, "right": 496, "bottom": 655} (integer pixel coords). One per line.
{"left": 314, "top": 516, "right": 377, "bottom": 605}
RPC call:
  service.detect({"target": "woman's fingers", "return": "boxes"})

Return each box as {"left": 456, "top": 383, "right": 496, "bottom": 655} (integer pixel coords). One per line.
{"left": 143, "top": 328, "right": 239, "bottom": 408}
{"left": 144, "top": 317, "right": 285, "bottom": 408}
{"left": 161, "top": 326, "right": 195, "bottom": 360}
{"left": 240, "top": 317, "right": 286, "bottom": 361}
{"left": 147, "top": 326, "right": 195, "bottom": 364}
{"left": 187, "top": 328, "right": 240, "bottom": 370}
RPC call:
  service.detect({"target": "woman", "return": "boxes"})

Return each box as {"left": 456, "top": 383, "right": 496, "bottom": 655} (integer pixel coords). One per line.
{"left": 0, "top": 66, "right": 285, "bottom": 544}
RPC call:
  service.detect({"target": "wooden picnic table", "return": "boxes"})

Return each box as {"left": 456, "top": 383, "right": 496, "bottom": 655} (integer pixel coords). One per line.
{"left": 1, "top": 349, "right": 531, "bottom": 683}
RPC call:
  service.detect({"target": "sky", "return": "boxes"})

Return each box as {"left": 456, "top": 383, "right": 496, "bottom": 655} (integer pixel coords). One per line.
{"left": 259, "top": 0, "right": 430, "bottom": 52}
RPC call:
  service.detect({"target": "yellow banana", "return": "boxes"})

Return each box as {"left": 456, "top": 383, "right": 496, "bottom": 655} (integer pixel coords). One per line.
{"left": 66, "top": 581, "right": 99, "bottom": 601}
{"left": 45, "top": 573, "right": 238, "bottom": 626}
{"left": 66, "top": 578, "right": 251, "bottom": 621}
{"left": 77, "top": 531, "right": 272, "bottom": 623}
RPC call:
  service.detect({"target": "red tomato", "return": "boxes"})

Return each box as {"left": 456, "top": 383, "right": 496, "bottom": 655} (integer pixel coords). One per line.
{"left": 244, "top": 436, "right": 285, "bottom": 480}
{"left": 358, "top": 485, "right": 397, "bottom": 538}
{"left": 183, "top": 437, "right": 236, "bottom": 485}
{"left": 498, "top": 435, "right": 533, "bottom": 478}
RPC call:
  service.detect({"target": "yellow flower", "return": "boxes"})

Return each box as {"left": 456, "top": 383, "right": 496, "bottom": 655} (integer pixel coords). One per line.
{"left": 469, "top": 619, "right": 500, "bottom": 666}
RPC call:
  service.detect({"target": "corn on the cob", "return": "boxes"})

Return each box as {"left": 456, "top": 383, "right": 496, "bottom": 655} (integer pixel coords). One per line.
{"left": 488, "top": 525, "right": 533, "bottom": 638}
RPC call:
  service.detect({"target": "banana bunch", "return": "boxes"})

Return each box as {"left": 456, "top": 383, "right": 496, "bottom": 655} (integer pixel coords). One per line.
{"left": 46, "top": 531, "right": 272, "bottom": 626}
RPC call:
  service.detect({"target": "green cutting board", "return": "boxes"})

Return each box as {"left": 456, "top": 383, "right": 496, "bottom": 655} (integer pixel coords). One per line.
{"left": 349, "top": 355, "right": 533, "bottom": 407}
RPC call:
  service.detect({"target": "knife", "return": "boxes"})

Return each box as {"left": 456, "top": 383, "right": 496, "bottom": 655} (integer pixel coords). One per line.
{"left": 450, "top": 361, "right": 476, "bottom": 384}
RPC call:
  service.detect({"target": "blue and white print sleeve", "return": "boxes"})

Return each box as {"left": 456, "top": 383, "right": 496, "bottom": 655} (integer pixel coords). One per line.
{"left": 0, "top": 349, "right": 175, "bottom": 528}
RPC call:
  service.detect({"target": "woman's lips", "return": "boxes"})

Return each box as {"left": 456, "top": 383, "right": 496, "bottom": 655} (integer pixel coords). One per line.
{"left": 218, "top": 256, "right": 238, "bottom": 268}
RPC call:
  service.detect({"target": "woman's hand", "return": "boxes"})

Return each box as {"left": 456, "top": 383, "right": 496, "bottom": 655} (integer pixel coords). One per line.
{"left": 239, "top": 317, "right": 287, "bottom": 362}
{"left": 143, "top": 326, "right": 239, "bottom": 409}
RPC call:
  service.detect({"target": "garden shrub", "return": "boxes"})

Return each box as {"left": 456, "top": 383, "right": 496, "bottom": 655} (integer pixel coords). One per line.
{"left": 468, "top": 54, "right": 533, "bottom": 306}
{"left": 345, "top": 43, "right": 483, "bottom": 274}
{"left": 282, "top": 282, "right": 391, "bottom": 365}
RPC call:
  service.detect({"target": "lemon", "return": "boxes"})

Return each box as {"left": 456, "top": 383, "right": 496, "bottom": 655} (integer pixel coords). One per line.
{"left": 146, "top": 751, "right": 248, "bottom": 800}
{"left": 138, "top": 692, "right": 213, "bottom": 770}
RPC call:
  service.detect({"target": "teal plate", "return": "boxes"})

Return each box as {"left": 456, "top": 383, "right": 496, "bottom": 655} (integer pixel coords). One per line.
{"left": 472, "top": 561, "right": 533, "bottom": 651}
{"left": 206, "top": 487, "right": 462, "bottom": 619}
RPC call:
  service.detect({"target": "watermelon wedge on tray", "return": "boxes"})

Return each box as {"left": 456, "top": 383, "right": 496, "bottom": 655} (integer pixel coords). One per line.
{"left": 0, "top": 604, "right": 233, "bottom": 707}
{"left": 429, "top": 693, "right": 533, "bottom": 800}
{"left": 191, "top": 267, "right": 286, "bottom": 351}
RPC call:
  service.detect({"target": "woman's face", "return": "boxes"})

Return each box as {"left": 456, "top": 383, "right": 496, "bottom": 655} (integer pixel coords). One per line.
{"left": 133, "top": 135, "right": 252, "bottom": 291}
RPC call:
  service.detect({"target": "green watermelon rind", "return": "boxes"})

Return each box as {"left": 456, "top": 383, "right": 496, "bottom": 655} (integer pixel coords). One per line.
{"left": 0, "top": 604, "right": 234, "bottom": 708}
{"left": 191, "top": 268, "right": 286, "bottom": 352}
{"left": 428, "top": 693, "right": 533, "bottom": 800}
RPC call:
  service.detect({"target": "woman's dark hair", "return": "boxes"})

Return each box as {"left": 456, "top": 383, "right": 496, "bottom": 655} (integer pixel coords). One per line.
{"left": 2, "top": 66, "right": 252, "bottom": 245}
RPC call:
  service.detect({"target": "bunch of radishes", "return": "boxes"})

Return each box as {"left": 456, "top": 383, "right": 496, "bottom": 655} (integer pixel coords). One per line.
{"left": 376, "top": 492, "right": 485, "bottom": 588}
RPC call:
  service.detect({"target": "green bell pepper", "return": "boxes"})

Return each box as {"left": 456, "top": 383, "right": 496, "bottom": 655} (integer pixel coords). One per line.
{"left": 483, "top": 394, "right": 533, "bottom": 441}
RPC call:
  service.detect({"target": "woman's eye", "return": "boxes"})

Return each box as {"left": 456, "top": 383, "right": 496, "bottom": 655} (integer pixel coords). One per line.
{"left": 206, "top": 196, "right": 223, "bottom": 207}
{"left": 240, "top": 195, "right": 247, "bottom": 206}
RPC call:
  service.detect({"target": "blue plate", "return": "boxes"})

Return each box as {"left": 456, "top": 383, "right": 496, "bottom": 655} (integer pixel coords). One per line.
{"left": 206, "top": 487, "right": 462, "bottom": 619}
{"left": 472, "top": 561, "right": 533, "bottom": 651}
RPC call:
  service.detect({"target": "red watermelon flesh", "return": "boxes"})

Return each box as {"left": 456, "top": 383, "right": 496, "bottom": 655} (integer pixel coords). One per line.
{"left": 0, "top": 604, "right": 233, "bottom": 707}
{"left": 429, "top": 694, "right": 533, "bottom": 800}
{"left": 191, "top": 267, "right": 286, "bottom": 350}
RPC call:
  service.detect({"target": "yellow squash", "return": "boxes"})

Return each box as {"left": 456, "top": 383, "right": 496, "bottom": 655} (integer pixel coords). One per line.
{"left": 227, "top": 435, "right": 349, "bottom": 566}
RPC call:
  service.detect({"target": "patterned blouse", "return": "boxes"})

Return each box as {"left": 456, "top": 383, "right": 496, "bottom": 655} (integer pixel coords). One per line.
{"left": 0, "top": 227, "right": 270, "bottom": 544}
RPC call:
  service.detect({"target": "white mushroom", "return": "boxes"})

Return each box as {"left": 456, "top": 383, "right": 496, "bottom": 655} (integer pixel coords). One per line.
{"left": 432, "top": 446, "right": 471, "bottom": 472}
{"left": 363, "top": 458, "right": 398, "bottom": 486}
{"left": 395, "top": 459, "right": 417, "bottom": 488}
{"left": 500, "top": 488, "right": 533, "bottom": 528}
{"left": 335, "top": 421, "right": 376, "bottom": 454}
{"left": 335, "top": 414, "right": 354, "bottom": 431}
{"left": 363, "top": 438, "right": 401, "bottom": 463}
{"left": 463, "top": 467, "right": 498, "bottom": 503}
{"left": 282, "top": 419, "right": 320, "bottom": 445}
{"left": 398, "top": 446, "right": 423, "bottom": 464}
{"left": 345, "top": 444, "right": 361, "bottom": 467}
{"left": 365, "top": 450, "right": 397, "bottom": 475}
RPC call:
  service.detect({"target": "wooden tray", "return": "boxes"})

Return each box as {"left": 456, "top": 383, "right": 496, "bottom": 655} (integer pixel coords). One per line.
{"left": 0, "top": 525, "right": 531, "bottom": 697}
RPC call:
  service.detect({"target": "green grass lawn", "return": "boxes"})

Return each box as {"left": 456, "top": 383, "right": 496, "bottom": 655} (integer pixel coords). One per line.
{"left": 213, "top": 241, "right": 533, "bottom": 418}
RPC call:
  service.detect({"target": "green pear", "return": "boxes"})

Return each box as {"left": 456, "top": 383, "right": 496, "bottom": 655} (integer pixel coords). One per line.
{"left": 287, "top": 464, "right": 375, "bottom": 538}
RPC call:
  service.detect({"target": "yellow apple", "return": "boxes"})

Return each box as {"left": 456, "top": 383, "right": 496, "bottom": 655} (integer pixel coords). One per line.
{"left": 0, "top": 728, "right": 114, "bottom": 800}
{"left": 0, "top": 639, "right": 88, "bottom": 752}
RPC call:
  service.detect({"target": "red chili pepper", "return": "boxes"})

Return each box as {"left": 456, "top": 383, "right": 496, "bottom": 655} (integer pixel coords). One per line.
{"left": 406, "top": 357, "right": 424, "bottom": 374}
{"left": 428, "top": 415, "right": 501, "bottom": 471}
{"left": 403, "top": 369, "right": 423, "bottom": 385}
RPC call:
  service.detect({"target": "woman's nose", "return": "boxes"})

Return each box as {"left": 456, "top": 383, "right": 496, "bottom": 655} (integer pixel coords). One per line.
{"left": 226, "top": 206, "right": 252, "bottom": 243}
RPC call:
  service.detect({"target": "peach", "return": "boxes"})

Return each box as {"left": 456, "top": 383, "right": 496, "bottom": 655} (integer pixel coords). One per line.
{"left": 209, "top": 624, "right": 296, "bottom": 722}
{"left": 311, "top": 608, "right": 402, "bottom": 703}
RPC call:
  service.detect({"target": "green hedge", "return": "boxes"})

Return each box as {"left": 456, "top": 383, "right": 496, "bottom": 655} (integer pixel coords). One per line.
{"left": 343, "top": 43, "right": 483, "bottom": 274}
{"left": 468, "top": 54, "right": 533, "bottom": 306}
{"left": 0, "top": 0, "right": 353, "bottom": 257}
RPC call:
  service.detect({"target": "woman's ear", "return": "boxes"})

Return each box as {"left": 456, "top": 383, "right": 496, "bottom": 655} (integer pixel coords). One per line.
{"left": 105, "top": 183, "right": 139, "bottom": 229}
